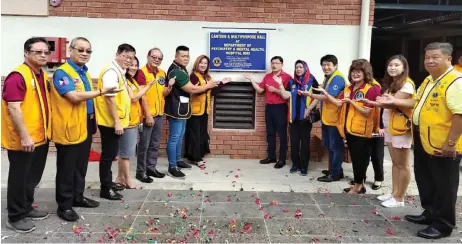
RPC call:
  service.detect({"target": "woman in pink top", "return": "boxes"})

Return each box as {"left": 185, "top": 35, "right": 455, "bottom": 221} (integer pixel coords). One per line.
{"left": 361, "top": 55, "right": 415, "bottom": 208}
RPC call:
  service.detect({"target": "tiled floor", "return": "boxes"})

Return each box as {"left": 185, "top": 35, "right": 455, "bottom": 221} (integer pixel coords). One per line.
{"left": 2, "top": 189, "right": 462, "bottom": 243}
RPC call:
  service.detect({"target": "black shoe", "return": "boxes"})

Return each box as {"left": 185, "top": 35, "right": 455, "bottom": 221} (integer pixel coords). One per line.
{"left": 299, "top": 168, "right": 308, "bottom": 176}
{"left": 343, "top": 186, "right": 366, "bottom": 194}
{"left": 177, "top": 161, "right": 192, "bottom": 169}
{"left": 260, "top": 158, "right": 276, "bottom": 164}
{"left": 317, "top": 174, "right": 341, "bottom": 182}
{"left": 417, "top": 226, "right": 451, "bottom": 239}
{"left": 147, "top": 169, "right": 166, "bottom": 178}
{"left": 274, "top": 161, "right": 286, "bottom": 169}
{"left": 112, "top": 183, "right": 125, "bottom": 191}
{"left": 405, "top": 214, "right": 433, "bottom": 225}
{"left": 372, "top": 181, "right": 382, "bottom": 190}
{"left": 57, "top": 208, "right": 79, "bottom": 222}
{"left": 136, "top": 173, "right": 153, "bottom": 183}
{"left": 73, "top": 197, "right": 99, "bottom": 208}
{"left": 322, "top": 170, "right": 344, "bottom": 179}
{"left": 100, "top": 188, "right": 123, "bottom": 200}
{"left": 168, "top": 167, "right": 186, "bottom": 178}
{"left": 290, "top": 166, "right": 298, "bottom": 174}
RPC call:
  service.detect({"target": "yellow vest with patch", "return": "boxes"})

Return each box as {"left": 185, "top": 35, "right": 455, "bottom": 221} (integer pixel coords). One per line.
{"left": 1, "top": 64, "right": 51, "bottom": 150}
{"left": 94, "top": 66, "right": 130, "bottom": 128}
{"left": 321, "top": 70, "right": 346, "bottom": 126}
{"left": 413, "top": 70, "right": 462, "bottom": 155}
{"left": 337, "top": 83, "right": 375, "bottom": 138}
{"left": 50, "top": 62, "right": 93, "bottom": 145}
{"left": 191, "top": 72, "right": 212, "bottom": 116}
{"left": 127, "top": 78, "right": 142, "bottom": 128}
{"left": 140, "top": 66, "right": 166, "bottom": 117}
{"left": 388, "top": 78, "right": 415, "bottom": 136}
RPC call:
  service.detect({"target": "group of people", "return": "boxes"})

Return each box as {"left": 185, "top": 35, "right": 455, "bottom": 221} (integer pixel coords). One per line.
{"left": 249, "top": 42, "right": 462, "bottom": 240}
{"left": 2, "top": 36, "right": 461, "bottom": 240}
{"left": 1, "top": 37, "right": 229, "bottom": 232}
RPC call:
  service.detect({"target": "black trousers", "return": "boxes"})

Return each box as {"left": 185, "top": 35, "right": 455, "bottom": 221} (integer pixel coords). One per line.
{"left": 413, "top": 126, "right": 461, "bottom": 233}
{"left": 98, "top": 125, "right": 121, "bottom": 191}
{"left": 290, "top": 120, "right": 312, "bottom": 170}
{"left": 265, "top": 104, "right": 288, "bottom": 161}
{"left": 370, "top": 136, "right": 385, "bottom": 181}
{"left": 346, "top": 133, "right": 372, "bottom": 184}
{"left": 7, "top": 143, "right": 49, "bottom": 222}
{"left": 184, "top": 114, "right": 210, "bottom": 162}
{"left": 55, "top": 118, "right": 93, "bottom": 209}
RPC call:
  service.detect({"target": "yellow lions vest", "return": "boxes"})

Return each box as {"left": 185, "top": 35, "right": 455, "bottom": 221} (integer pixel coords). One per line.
{"left": 321, "top": 70, "right": 346, "bottom": 126}
{"left": 388, "top": 78, "right": 415, "bottom": 136}
{"left": 95, "top": 64, "right": 130, "bottom": 128}
{"left": 372, "top": 79, "right": 381, "bottom": 133}
{"left": 50, "top": 62, "right": 92, "bottom": 145}
{"left": 1, "top": 64, "right": 51, "bottom": 150}
{"left": 337, "top": 83, "right": 375, "bottom": 138}
{"left": 140, "top": 66, "right": 166, "bottom": 117}
{"left": 191, "top": 72, "right": 212, "bottom": 116}
{"left": 127, "top": 78, "right": 142, "bottom": 128}
{"left": 413, "top": 70, "right": 462, "bottom": 155}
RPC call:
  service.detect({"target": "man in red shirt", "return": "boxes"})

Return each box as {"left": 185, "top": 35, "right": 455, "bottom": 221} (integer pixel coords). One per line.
{"left": 244, "top": 56, "right": 292, "bottom": 168}
{"left": 1, "top": 37, "right": 51, "bottom": 233}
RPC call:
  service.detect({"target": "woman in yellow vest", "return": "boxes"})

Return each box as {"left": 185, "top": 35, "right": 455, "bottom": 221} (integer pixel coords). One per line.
{"left": 114, "top": 57, "right": 155, "bottom": 189}
{"left": 315, "top": 59, "right": 381, "bottom": 194}
{"left": 184, "top": 55, "right": 231, "bottom": 167}
{"left": 360, "top": 55, "right": 415, "bottom": 208}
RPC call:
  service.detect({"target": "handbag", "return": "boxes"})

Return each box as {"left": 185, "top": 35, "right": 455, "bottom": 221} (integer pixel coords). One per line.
{"left": 396, "top": 108, "right": 412, "bottom": 130}
{"left": 309, "top": 108, "right": 321, "bottom": 123}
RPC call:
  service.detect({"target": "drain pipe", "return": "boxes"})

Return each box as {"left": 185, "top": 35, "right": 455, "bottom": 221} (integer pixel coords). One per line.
{"left": 358, "top": 0, "right": 371, "bottom": 59}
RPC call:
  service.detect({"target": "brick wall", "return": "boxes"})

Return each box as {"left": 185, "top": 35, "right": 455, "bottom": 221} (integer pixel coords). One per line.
{"left": 49, "top": 0, "right": 375, "bottom": 26}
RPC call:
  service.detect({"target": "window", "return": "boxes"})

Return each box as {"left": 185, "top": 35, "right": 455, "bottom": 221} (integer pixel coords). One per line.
{"left": 213, "top": 82, "right": 255, "bottom": 129}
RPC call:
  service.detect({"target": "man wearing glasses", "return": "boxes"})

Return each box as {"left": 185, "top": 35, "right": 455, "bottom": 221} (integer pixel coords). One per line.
{"left": 94, "top": 44, "right": 135, "bottom": 200}
{"left": 136, "top": 48, "right": 175, "bottom": 183}
{"left": 244, "top": 56, "right": 292, "bottom": 169}
{"left": 2, "top": 37, "right": 51, "bottom": 233}
{"left": 50, "top": 37, "right": 120, "bottom": 221}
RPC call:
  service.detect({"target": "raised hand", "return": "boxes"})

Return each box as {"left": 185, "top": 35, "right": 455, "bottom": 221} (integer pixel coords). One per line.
{"left": 243, "top": 73, "right": 252, "bottom": 81}
{"left": 221, "top": 77, "right": 232, "bottom": 84}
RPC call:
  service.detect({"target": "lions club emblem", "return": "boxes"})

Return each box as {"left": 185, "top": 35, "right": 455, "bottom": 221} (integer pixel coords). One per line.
{"left": 212, "top": 57, "right": 222, "bottom": 67}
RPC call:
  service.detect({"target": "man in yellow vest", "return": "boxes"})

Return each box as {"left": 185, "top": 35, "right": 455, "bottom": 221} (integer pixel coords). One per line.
{"left": 94, "top": 44, "right": 134, "bottom": 200}
{"left": 136, "top": 48, "right": 175, "bottom": 183}
{"left": 378, "top": 42, "right": 462, "bottom": 239}
{"left": 1, "top": 37, "right": 51, "bottom": 233}
{"left": 51, "top": 37, "right": 121, "bottom": 222}
{"left": 307, "top": 55, "right": 347, "bottom": 182}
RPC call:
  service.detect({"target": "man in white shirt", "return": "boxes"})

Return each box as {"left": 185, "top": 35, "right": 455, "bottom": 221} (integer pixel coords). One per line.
{"left": 94, "top": 44, "right": 134, "bottom": 200}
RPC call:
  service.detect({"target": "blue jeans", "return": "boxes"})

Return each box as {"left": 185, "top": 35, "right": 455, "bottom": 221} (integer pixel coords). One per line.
{"left": 167, "top": 118, "right": 187, "bottom": 168}
{"left": 321, "top": 124, "right": 344, "bottom": 176}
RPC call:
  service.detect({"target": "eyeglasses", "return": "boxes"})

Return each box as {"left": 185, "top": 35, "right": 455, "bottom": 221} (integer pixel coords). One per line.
{"left": 71, "top": 46, "right": 93, "bottom": 54}
{"left": 28, "top": 50, "right": 51, "bottom": 55}
{"left": 271, "top": 62, "right": 282, "bottom": 65}
{"left": 149, "top": 55, "right": 163, "bottom": 61}
{"left": 120, "top": 54, "right": 135, "bottom": 61}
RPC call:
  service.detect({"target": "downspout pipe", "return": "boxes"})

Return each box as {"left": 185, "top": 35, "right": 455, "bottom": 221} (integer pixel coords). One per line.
{"left": 358, "top": 0, "right": 371, "bottom": 60}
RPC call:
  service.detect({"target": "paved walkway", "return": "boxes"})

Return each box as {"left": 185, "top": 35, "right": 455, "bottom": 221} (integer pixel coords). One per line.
{"left": 1, "top": 150, "right": 462, "bottom": 243}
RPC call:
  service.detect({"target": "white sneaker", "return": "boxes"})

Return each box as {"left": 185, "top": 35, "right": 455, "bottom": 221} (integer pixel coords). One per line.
{"left": 377, "top": 193, "right": 392, "bottom": 201}
{"left": 381, "top": 197, "right": 405, "bottom": 208}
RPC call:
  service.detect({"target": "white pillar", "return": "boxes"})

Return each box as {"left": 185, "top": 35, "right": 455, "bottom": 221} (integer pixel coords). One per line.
{"left": 358, "top": 0, "right": 371, "bottom": 60}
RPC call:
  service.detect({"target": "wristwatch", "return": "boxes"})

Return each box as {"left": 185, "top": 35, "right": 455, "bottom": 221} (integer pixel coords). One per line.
{"left": 448, "top": 139, "right": 456, "bottom": 147}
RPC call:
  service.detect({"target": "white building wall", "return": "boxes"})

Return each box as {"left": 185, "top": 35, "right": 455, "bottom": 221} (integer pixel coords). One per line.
{"left": 1, "top": 16, "right": 370, "bottom": 83}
